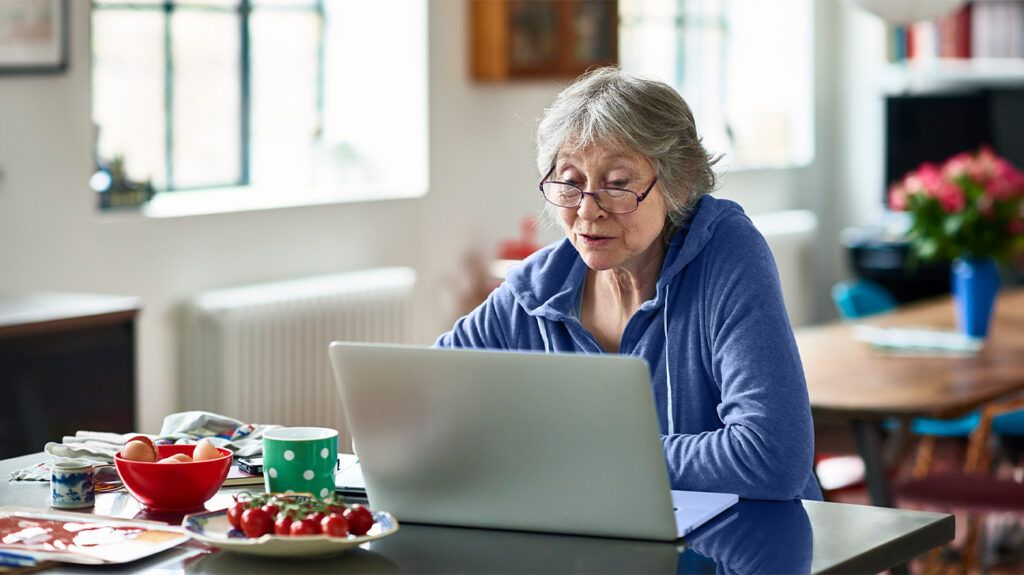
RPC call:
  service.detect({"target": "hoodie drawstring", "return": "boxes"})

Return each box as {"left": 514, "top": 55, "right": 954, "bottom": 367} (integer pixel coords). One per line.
{"left": 537, "top": 317, "right": 551, "bottom": 353}
{"left": 535, "top": 288, "right": 671, "bottom": 432}
{"left": 663, "top": 283, "right": 675, "bottom": 435}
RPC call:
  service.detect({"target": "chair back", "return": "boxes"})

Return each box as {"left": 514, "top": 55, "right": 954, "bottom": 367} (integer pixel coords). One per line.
{"left": 831, "top": 280, "right": 897, "bottom": 320}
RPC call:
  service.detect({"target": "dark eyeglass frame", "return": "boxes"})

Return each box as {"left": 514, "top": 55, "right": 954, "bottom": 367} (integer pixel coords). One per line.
{"left": 538, "top": 165, "right": 659, "bottom": 214}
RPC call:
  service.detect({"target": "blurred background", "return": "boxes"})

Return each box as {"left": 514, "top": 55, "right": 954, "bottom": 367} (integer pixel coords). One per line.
{"left": 0, "top": 0, "right": 1020, "bottom": 440}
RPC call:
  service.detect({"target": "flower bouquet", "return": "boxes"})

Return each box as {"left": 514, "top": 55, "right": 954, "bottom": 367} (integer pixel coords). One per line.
{"left": 888, "top": 146, "right": 1024, "bottom": 337}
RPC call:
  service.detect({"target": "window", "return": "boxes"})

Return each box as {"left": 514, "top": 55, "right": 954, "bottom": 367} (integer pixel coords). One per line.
{"left": 619, "top": 0, "right": 813, "bottom": 170}
{"left": 91, "top": 0, "right": 427, "bottom": 210}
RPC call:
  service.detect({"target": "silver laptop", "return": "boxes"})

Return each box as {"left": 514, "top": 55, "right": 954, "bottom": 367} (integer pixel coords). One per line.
{"left": 328, "top": 342, "right": 737, "bottom": 541}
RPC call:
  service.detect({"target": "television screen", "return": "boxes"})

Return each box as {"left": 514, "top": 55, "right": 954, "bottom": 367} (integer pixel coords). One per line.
{"left": 884, "top": 88, "right": 1024, "bottom": 204}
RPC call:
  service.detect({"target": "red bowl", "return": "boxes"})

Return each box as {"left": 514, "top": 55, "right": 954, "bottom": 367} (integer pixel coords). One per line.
{"left": 114, "top": 444, "right": 232, "bottom": 512}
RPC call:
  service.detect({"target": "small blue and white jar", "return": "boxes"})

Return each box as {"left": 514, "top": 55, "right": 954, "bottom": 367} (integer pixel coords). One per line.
{"left": 51, "top": 460, "right": 95, "bottom": 509}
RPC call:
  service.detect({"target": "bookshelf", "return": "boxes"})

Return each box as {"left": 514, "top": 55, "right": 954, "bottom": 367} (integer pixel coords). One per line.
{"left": 882, "top": 57, "right": 1024, "bottom": 93}
{"left": 882, "top": 1, "right": 1024, "bottom": 92}
{"left": 886, "top": 1, "right": 1024, "bottom": 62}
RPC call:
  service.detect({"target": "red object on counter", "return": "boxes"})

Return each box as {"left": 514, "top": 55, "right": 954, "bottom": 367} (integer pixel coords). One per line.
{"left": 114, "top": 444, "right": 231, "bottom": 512}
{"left": 497, "top": 217, "right": 541, "bottom": 261}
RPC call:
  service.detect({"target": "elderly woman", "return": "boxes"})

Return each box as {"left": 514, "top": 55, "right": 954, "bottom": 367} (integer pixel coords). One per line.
{"left": 437, "top": 67, "right": 820, "bottom": 501}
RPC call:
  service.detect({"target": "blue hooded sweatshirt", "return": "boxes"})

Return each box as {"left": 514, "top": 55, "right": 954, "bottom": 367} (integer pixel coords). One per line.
{"left": 436, "top": 196, "right": 822, "bottom": 501}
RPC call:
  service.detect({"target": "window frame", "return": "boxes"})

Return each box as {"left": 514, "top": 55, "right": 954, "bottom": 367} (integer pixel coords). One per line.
{"left": 618, "top": 0, "right": 814, "bottom": 171}
{"left": 91, "top": 0, "right": 325, "bottom": 192}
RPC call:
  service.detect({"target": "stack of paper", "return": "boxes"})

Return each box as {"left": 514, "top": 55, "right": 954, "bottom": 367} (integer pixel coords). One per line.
{"left": 852, "top": 325, "right": 984, "bottom": 357}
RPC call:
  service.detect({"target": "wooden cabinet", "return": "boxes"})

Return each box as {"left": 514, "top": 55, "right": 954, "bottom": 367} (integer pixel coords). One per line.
{"left": 0, "top": 293, "right": 139, "bottom": 458}
{"left": 471, "top": 0, "right": 618, "bottom": 81}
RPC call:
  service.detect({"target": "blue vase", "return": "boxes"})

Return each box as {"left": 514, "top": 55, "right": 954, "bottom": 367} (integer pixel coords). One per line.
{"left": 951, "top": 257, "right": 1000, "bottom": 338}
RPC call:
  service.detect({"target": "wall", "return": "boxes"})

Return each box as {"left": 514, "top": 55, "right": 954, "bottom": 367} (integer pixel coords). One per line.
{"left": 836, "top": 1, "right": 891, "bottom": 233}
{"left": 0, "top": 0, "right": 838, "bottom": 433}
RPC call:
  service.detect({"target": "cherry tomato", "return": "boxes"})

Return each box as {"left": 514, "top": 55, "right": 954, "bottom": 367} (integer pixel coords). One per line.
{"left": 241, "top": 507, "right": 274, "bottom": 538}
{"left": 261, "top": 503, "right": 280, "bottom": 519}
{"left": 289, "top": 518, "right": 320, "bottom": 536}
{"left": 306, "top": 511, "right": 326, "bottom": 525}
{"left": 343, "top": 504, "right": 374, "bottom": 536}
{"left": 273, "top": 513, "right": 294, "bottom": 535}
{"left": 226, "top": 501, "right": 246, "bottom": 531}
{"left": 328, "top": 504, "right": 347, "bottom": 515}
{"left": 320, "top": 513, "right": 349, "bottom": 538}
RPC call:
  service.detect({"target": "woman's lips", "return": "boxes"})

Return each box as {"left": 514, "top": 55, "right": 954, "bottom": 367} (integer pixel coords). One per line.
{"left": 579, "top": 233, "right": 613, "bottom": 245}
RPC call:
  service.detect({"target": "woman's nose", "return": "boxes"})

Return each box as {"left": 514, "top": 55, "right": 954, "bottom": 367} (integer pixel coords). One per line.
{"left": 576, "top": 192, "right": 604, "bottom": 220}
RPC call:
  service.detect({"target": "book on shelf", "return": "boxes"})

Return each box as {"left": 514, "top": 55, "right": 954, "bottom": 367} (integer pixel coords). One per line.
{"left": 889, "top": 25, "right": 907, "bottom": 62}
{"left": 887, "top": 2, "right": 974, "bottom": 63}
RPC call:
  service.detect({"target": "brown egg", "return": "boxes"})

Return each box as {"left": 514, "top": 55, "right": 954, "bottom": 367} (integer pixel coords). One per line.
{"left": 125, "top": 435, "right": 157, "bottom": 453}
{"left": 122, "top": 440, "right": 158, "bottom": 462}
{"left": 192, "top": 439, "right": 221, "bottom": 462}
{"left": 158, "top": 453, "right": 194, "bottom": 464}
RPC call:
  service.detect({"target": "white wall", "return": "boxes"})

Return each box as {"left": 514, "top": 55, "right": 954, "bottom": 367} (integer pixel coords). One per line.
{"left": 836, "top": 0, "right": 891, "bottom": 231}
{"left": 0, "top": 0, "right": 847, "bottom": 433}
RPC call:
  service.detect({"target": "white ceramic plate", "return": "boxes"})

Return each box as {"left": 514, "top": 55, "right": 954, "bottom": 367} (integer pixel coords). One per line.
{"left": 181, "top": 508, "right": 399, "bottom": 558}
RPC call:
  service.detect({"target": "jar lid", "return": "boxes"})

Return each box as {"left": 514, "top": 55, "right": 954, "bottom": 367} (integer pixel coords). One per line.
{"left": 51, "top": 459, "right": 94, "bottom": 471}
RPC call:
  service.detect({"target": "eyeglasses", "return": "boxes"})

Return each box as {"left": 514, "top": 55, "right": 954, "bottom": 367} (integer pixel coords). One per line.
{"left": 538, "top": 166, "right": 658, "bottom": 214}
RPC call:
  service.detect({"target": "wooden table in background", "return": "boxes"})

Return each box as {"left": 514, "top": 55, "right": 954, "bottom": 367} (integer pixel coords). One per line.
{"left": 797, "top": 288, "right": 1024, "bottom": 507}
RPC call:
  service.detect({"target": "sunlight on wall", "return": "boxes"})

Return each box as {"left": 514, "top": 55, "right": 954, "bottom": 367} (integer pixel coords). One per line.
{"left": 320, "top": 0, "right": 429, "bottom": 199}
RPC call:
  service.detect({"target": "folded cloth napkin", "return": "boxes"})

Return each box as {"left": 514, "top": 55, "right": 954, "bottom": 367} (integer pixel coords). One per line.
{"left": 9, "top": 411, "right": 280, "bottom": 482}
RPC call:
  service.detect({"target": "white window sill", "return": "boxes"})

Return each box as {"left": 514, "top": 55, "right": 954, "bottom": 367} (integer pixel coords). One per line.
{"left": 98, "top": 184, "right": 426, "bottom": 220}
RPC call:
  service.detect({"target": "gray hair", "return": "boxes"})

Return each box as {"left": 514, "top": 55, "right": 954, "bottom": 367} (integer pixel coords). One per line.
{"left": 535, "top": 67, "right": 720, "bottom": 230}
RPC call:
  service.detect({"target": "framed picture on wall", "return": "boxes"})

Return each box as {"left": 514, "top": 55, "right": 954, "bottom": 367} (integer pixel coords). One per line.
{"left": 0, "top": 0, "right": 68, "bottom": 75}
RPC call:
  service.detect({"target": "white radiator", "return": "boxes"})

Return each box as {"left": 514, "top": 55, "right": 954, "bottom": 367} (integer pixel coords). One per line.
{"left": 180, "top": 267, "right": 416, "bottom": 449}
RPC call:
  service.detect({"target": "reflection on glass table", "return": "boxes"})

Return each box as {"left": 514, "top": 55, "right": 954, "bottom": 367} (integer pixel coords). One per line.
{"left": 686, "top": 499, "right": 812, "bottom": 574}
{"left": 184, "top": 497, "right": 811, "bottom": 572}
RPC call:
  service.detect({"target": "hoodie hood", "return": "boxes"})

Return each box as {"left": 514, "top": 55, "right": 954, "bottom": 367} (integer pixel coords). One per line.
{"left": 507, "top": 195, "right": 749, "bottom": 321}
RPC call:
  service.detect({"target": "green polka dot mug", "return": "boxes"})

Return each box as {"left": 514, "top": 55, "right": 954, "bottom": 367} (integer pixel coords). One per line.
{"left": 262, "top": 427, "right": 338, "bottom": 499}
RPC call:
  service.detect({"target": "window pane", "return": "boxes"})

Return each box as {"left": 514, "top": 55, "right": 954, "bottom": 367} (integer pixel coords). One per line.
{"left": 250, "top": 9, "right": 319, "bottom": 188}
{"left": 724, "top": 0, "right": 813, "bottom": 166}
{"left": 175, "top": 0, "right": 240, "bottom": 8}
{"left": 619, "top": 0, "right": 812, "bottom": 169}
{"left": 93, "top": 1, "right": 164, "bottom": 6}
{"left": 619, "top": 1, "right": 679, "bottom": 83}
{"left": 678, "top": 4, "right": 729, "bottom": 162}
{"left": 92, "top": 9, "right": 166, "bottom": 187}
{"left": 252, "top": 0, "right": 318, "bottom": 8}
{"left": 321, "top": 0, "right": 428, "bottom": 196}
{"left": 171, "top": 10, "right": 241, "bottom": 188}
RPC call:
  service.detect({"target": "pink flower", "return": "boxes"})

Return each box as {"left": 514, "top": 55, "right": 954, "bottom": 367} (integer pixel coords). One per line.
{"left": 889, "top": 183, "right": 908, "bottom": 211}
{"left": 971, "top": 146, "right": 999, "bottom": 182}
{"left": 942, "top": 152, "right": 973, "bottom": 180}
{"left": 985, "top": 158, "right": 1024, "bottom": 200}
{"left": 914, "top": 163, "right": 944, "bottom": 195}
{"left": 905, "top": 162, "right": 964, "bottom": 213}
{"left": 935, "top": 180, "right": 966, "bottom": 213}
{"left": 903, "top": 146, "right": 1024, "bottom": 261}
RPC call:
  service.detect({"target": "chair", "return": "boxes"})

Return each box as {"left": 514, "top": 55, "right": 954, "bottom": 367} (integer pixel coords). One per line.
{"left": 894, "top": 398, "right": 1024, "bottom": 573}
{"left": 831, "top": 279, "right": 898, "bottom": 319}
